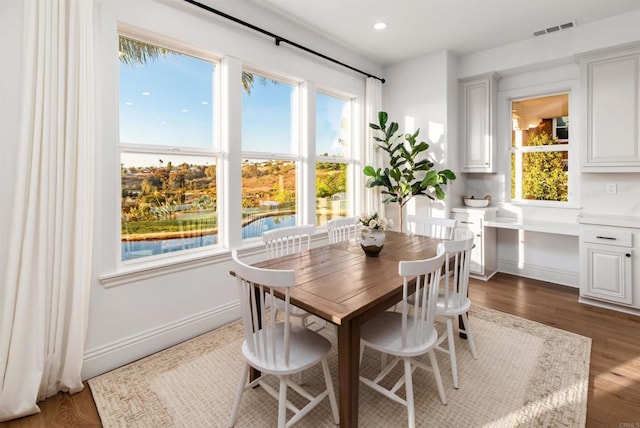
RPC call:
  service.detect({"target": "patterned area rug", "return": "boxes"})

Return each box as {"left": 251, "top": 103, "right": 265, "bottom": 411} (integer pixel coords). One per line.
{"left": 88, "top": 305, "right": 591, "bottom": 427}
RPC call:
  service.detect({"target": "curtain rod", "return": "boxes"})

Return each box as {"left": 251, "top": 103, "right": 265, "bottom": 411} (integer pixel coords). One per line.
{"left": 182, "top": 0, "right": 385, "bottom": 83}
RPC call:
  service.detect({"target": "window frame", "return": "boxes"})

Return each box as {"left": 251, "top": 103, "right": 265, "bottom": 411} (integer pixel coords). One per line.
{"left": 503, "top": 84, "right": 579, "bottom": 208}
{"left": 240, "top": 68, "right": 303, "bottom": 241}
{"left": 314, "top": 88, "right": 357, "bottom": 225}
{"left": 117, "top": 29, "right": 222, "bottom": 265}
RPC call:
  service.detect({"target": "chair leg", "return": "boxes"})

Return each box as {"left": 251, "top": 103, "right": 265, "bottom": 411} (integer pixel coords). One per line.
{"left": 277, "top": 376, "right": 287, "bottom": 428}
{"left": 446, "top": 317, "right": 459, "bottom": 389}
{"left": 403, "top": 358, "right": 416, "bottom": 428}
{"left": 460, "top": 312, "right": 478, "bottom": 359}
{"left": 229, "top": 363, "right": 249, "bottom": 427}
{"left": 428, "top": 350, "right": 447, "bottom": 405}
{"left": 321, "top": 359, "right": 340, "bottom": 424}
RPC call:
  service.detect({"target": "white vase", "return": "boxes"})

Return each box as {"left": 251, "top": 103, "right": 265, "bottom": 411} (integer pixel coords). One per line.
{"left": 360, "top": 228, "right": 385, "bottom": 257}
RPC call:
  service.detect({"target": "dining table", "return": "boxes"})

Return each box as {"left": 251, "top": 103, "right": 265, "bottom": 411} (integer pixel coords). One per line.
{"left": 250, "top": 230, "right": 445, "bottom": 428}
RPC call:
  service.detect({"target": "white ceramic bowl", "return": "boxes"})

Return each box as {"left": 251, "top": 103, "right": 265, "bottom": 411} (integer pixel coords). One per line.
{"left": 463, "top": 198, "right": 490, "bottom": 208}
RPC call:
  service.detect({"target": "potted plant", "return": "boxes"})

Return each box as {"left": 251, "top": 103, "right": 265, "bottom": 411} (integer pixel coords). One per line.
{"left": 363, "top": 111, "right": 456, "bottom": 233}
{"left": 358, "top": 212, "right": 391, "bottom": 257}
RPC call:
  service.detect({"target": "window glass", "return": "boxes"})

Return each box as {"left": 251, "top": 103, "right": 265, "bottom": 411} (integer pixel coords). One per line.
{"left": 316, "top": 93, "right": 350, "bottom": 157}
{"left": 316, "top": 161, "right": 349, "bottom": 224}
{"left": 119, "top": 35, "right": 218, "bottom": 261}
{"left": 121, "top": 153, "right": 217, "bottom": 260}
{"left": 241, "top": 159, "right": 297, "bottom": 239}
{"left": 119, "top": 36, "right": 214, "bottom": 149}
{"left": 242, "top": 74, "right": 296, "bottom": 154}
{"left": 510, "top": 93, "right": 569, "bottom": 202}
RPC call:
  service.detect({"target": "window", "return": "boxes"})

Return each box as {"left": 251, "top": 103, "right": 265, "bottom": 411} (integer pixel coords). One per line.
{"left": 119, "top": 35, "right": 219, "bottom": 261}
{"left": 241, "top": 72, "right": 299, "bottom": 239}
{"left": 510, "top": 93, "right": 570, "bottom": 202}
{"left": 315, "top": 92, "right": 353, "bottom": 225}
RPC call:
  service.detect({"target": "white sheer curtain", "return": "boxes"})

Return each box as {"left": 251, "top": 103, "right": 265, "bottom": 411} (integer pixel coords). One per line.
{"left": 364, "top": 77, "right": 383, "bottom": 215}
{"left": 0, "top": 0, "right": 95, "bottom": 421}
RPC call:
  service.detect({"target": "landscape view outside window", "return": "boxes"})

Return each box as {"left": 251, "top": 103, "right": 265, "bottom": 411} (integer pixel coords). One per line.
{"left": 119, "top": 36, "right": 218, "bottom": 261}
{"left": 120, "top": 37, "right": 355, "bottom": 260}
{"left": 510, "top": 93, "right": 569, "bottom": 202}
{"left": 241, "top": 74, "right": 298, "bottom": 237}
{"left": 316, "top": 92, "right": 350, "bottom": 225}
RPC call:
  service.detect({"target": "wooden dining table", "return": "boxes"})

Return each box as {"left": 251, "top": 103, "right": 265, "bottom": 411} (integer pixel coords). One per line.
{"left": 251, "top": 230, "right": 444, "bottom": 428}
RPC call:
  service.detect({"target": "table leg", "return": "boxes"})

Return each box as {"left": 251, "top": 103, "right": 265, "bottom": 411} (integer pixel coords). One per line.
{"left": 250, "top": 287, "right": 263, "bottom": 383}
{"left": 337, "top": 318, "right": 360, "bottom": 428}
{"left": 458, "top": 314, "right": 467, "bottom": 339}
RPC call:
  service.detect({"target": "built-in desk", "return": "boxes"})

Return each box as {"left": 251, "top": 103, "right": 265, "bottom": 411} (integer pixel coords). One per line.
{"left": 484, "top": 217, "right": 580, "bottom": 236}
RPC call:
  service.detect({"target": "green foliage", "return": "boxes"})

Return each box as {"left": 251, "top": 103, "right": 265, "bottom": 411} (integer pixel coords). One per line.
{"left": 521, "top": 132, "right": 568, "bottom": 201}
{"left": 363, "top": 111, "right": 456, "bottom": 208}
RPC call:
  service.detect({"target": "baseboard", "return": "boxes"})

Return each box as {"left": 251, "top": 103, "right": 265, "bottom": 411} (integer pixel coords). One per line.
{"left": 496, "top": 259, "right": 579, "bottom": 288}
{"left": 578, "top": 296, "right": 640, "bottom": 316}
{"left": 82, "top": 302, "right": 240, "bottom": 380}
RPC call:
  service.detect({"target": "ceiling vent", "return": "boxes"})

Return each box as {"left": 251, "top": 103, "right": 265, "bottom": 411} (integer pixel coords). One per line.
{"left": 533, "top": 21, "right": 575, "bottom": 37}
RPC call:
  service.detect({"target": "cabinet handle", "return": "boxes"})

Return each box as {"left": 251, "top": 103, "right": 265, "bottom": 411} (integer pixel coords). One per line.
{"left": 460, "top": 221, "right": 475, "bottom": 225}
{"left": 596, "top": 236, "right": 616, "bottom": 240}
{"left": 627, "top": 253, "right": 632, "bottom": 257}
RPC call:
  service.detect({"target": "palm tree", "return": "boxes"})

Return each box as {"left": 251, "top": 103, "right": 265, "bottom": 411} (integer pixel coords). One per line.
{"left": 118, "top": 35, "right": 255, "bottom": 93}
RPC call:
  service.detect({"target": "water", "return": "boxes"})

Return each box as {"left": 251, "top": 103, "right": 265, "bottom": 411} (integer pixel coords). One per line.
{"left": 122, "top": 214, "right": 296, "bottom": 261}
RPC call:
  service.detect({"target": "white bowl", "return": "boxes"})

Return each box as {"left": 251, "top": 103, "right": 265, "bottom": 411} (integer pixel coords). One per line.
{"left": 463, "top": 198, "right": 490, "bottom": 208}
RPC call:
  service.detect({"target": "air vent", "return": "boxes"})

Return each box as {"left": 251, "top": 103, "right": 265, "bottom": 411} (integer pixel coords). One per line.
{"left": 533, "top": 20, "right": 576, "bottom": 37}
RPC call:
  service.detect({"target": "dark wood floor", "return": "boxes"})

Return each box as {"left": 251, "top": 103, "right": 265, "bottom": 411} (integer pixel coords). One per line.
{"left": 2, "top": 273, "right": 639, "bottom": 427}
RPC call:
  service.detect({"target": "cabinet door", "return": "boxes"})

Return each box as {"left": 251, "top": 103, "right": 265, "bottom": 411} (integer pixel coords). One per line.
{"left": 584, "top": 244, "right": 633, "bottom": 305}
{"left": 583, "top": 50, "right": 640, "bottom": 171}
{"left": 454, "top": 215, "right": 484, "bottom": 275}
{"left": 461, "top": 74, "right": 498, "bottom": 173}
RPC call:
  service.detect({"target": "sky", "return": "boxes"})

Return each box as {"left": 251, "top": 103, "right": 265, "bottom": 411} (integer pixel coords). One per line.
{"left": 119, "top": 48, "right": 349, "bottom": 162}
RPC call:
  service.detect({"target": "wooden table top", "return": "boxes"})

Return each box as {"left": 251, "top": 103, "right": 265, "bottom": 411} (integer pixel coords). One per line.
{"left": 254, "top": 231, "right": 443, "bottom": 325}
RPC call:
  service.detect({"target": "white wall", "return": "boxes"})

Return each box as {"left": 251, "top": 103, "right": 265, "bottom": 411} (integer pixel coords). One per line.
{"left": 381, "top": 50, "right": 466, "bottom": 228}
{"left": 85, "top": 0, "right": 380, "bottom": 378}
{"left": 382, "top": 10, "right": 640, "bottom": 287}
{"left": 459, "top": 11, "right": 640, "bottom": 286}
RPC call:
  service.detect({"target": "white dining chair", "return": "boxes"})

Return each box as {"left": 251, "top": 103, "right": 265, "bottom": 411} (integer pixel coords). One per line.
{"left": 434, "top": 227, "right": 477, "bottom": 389}
{"left": 263, "top": 224, "right": 315, "bottom": 259}
{"left": 359, "top": 247, "right": 447, "bottom": 428}
{"left": 228, "top": 250, "right": 339, "bottom": 428}
{"left": 326, "top": 216, "right": 358, "bottom": 243}
{"left": 406, "top": 214, "right": 456, "bottom": 239}
{"left": 262, "top": 225, "right": 315, "bottom": 326}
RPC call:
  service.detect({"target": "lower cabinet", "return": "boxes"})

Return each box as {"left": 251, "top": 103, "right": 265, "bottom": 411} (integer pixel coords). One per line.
{"left": 452, "top": 207, "right": 497, "bottom": 280}
{"left": 578, "top": 215, "right": 640, "bottom": 314}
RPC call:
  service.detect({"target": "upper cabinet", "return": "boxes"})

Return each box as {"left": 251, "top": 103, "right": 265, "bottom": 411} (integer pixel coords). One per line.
{"left": 460, "top": 73, "right": 500, "bottom": 173}
{"left": 580, "top": 43, "right": 640, "bottom": 172}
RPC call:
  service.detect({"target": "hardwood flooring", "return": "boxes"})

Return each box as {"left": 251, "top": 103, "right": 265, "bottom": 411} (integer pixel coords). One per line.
{"left": 2, "top": 273, "right": 639, "bottom": 427}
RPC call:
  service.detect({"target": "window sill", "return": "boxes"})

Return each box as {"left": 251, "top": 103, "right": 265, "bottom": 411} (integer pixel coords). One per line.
{"left": 98, "top": 232, "right": 330, "bottom": 289}
{"left": 99, "top": 245, "right": 264, "bottom": 289}
{"left": 501, "top": 200, "right": 581, "bottom": 210}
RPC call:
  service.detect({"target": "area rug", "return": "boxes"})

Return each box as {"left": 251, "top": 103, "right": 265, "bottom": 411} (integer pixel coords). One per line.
{"left": 88, "top": 305, "right": 591, "bottom": 427}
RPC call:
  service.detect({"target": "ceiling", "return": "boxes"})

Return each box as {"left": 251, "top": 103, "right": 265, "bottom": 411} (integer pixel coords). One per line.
{"left": 253, "top": 0, "right": 640, "bottom": 66}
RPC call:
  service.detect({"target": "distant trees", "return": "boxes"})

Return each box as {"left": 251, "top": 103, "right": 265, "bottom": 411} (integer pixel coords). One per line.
{"left": 521, "top": 132, "right": 568, "bottom": 201}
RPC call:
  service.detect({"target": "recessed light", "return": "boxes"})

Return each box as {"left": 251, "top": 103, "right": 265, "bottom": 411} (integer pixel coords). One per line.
{"left": 373, "top": 21, "right": 387, "bottom": 30}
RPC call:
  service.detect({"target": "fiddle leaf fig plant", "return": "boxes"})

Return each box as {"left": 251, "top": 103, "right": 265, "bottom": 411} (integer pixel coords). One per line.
{"left": 364, "top": 111, "right": 456, "bottom": 232}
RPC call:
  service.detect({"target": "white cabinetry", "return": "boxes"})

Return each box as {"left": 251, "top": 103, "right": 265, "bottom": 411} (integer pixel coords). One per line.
{"left": 460, "top": 73, "right": 499, "bottom": 173}
{"left": 578, "top": 214, "right": 640, "bottom": 315}
{"left": 580, "top": 43, "right": 640, "bottom": 172}
{"left": 452, "top": 207, "right": 498, "bottom": 280}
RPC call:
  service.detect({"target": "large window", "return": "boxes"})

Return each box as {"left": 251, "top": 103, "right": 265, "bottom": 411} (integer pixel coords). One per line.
{"left": 510, "top": 93, "right": 570, "bottom": 202}
{"left": 117, "top": 33, "right": 361, "bottom": 261}
{"left": 315, "top": 92, "right": 352, "bottom": 225}
{"left": 119, "top": 35, "right": 218, "bottom": 261}
{"left": 241, "top": 72, "right": 298, "bottom": 239}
